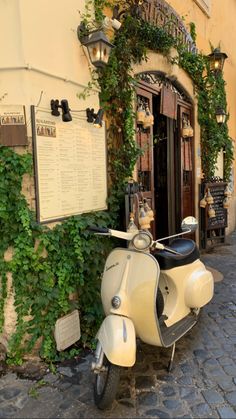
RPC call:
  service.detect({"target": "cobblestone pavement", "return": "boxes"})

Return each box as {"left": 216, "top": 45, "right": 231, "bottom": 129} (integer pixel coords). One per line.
{"left": 1, "top": 234, "right": 236, "bottom": 418}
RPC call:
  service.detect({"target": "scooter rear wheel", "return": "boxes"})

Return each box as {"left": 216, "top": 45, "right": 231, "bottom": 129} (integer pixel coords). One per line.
{"left": 94, "top": 355, "right": 120, "bottom": 410}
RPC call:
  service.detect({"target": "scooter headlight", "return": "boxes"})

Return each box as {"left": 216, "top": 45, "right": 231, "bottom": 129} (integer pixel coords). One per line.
{"left": 111, "top": 296, "right": 121, "bottom": 309}
{"left": 132, "top": 231, "right": 152, "bottom": 251}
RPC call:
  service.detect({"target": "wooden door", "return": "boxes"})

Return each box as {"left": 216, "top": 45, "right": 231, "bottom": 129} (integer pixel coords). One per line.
{"left": 136, "top": 86, "right": 156, "bottom": 238}
{"left": 179, "top": 104, "right": 194, "bottom": 222}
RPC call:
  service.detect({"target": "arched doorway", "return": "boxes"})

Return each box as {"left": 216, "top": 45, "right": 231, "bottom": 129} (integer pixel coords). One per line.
{"left": 136, "top": 72, "right": 194, "bottom": 239}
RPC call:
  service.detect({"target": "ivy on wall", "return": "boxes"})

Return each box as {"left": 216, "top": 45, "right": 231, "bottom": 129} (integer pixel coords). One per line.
{"left": 0, "top": 146, "right": 116, "bottom": 364}
{"left": 177, "top": 45, "right": 233, "bottom": 180}
{"left": 0, "top": 0, "right": 234, "bottom": 364}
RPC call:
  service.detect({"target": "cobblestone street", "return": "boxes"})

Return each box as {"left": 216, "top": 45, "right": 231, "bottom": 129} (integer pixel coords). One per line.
{"left": 1, "top": 234, "right": 236, "bottom": 418}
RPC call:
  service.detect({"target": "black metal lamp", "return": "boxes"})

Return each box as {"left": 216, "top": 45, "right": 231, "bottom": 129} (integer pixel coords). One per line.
{"left": 50, "top": 99, "right": 72, "bottom": 122}
{"left": 77, "top": 23, "right": 114, "bottom": 68}
{"left": 61, "top": 100, "right": 72, "bottom": 122}
{"left": 208, "top": 48, "right": 228, "bottom": 74}
{"left": 215, "top": 107, "right": 227, "bottom": 125}
{"left": 94, "top": 109, "right": 104, "bottom": 128}
{"left": 86, "top": 108, "right": 104, "bottom": 127}
{"left": 51, "top": 99, "right": 60, "bottom": 117}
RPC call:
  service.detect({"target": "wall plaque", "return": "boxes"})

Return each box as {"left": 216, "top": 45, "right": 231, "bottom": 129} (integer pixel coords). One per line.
{"left": 54, "top": 310, "right": 81, "bottom": 351}
{"left": 0, "top": 105, "right": 27, "bottom": 146}
{"left": 31, "top": 106, "right": 108, "bottom": 223}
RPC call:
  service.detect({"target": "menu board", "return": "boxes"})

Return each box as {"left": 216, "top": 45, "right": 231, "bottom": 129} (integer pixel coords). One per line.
{"left": 205, "top": 182, "right": 227, "bottom": 229}
{"left": 32, "top": 106, "right": 107, "bottom": 223}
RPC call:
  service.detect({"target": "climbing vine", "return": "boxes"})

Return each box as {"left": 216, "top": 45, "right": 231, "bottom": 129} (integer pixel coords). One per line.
{"left": 0, "top": 146, "right": 117, "bottom": 364}
{"left": 177, "top": 43, "right": 233, "bottom": 180}
{"left": 0, "top": 0, "right": 234, "bottom": 364}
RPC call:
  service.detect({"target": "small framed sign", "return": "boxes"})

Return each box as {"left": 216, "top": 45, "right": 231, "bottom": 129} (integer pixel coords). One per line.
{"left": 0, "top": 105, "right": 27, "bottom": 146}
{"left": 54, "top": 310, "right": 81, "bottom": 351}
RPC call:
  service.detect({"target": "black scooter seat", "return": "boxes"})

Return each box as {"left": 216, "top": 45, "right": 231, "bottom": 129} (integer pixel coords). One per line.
{"left": 153, "top": 238, "right": 200, "bottom": 270}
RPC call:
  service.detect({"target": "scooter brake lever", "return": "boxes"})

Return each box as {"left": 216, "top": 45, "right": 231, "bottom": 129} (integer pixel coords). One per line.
{"left": 88, "top": 226, "right": 111, "bottom": 235}
{"left": 163, "top": 245, "right": 183, "bottom": 256}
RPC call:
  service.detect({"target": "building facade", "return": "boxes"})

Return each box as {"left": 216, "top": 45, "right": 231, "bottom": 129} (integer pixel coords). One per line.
{"left": 0, "top": 0, "right": 236, "bottom": 357}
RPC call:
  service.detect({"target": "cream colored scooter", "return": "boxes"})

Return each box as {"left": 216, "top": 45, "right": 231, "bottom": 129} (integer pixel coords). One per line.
{"left": 90, "top": 217, "right": 214, "bottom": 409}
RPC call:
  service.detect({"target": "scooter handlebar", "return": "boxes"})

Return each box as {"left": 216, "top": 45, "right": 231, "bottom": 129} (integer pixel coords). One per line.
{"left": 88, "top": 227, "right": 136, "bottom": 241}
{"left": 88, "top": 226, "right": 111, "bottom": 235}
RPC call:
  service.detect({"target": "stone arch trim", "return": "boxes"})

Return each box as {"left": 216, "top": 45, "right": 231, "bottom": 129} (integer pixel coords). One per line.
{"left": 133, "top": 50, "right": 195, "bottom": 104}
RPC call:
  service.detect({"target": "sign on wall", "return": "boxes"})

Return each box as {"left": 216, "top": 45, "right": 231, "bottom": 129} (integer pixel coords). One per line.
{"left": 31, "top": 106, "right": 107, "bottom": 223}
{"left": 0, "top": 105, "right": 27, "bottom": 146}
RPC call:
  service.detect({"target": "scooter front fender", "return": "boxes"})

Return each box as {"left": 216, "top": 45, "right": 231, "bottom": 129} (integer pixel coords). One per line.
{"left": 97, "top": 315, "right": 136, "bottom": 367}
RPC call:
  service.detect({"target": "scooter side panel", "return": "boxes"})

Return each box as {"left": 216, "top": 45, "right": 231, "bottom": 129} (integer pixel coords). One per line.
{"left": 97, "top": 315, "right": 136, "bottom": 367}
{"left": 159, "top": 259, "right": 214, "bottom": 327}
{"left": 101, "top": 249, "right": 163, "bottom": 347}
{"left": 185, "top": 263, "right": 214, "bottom": 308}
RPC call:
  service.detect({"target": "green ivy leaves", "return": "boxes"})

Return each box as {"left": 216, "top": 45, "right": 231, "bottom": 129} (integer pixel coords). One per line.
{"left": 0, "top": 144, "right": 115, "bottom": 363}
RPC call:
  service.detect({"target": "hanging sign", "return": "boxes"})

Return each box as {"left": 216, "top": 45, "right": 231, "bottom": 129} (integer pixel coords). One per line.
{"left": 32, "top": 106, "right": 108, "bottom": 223}
{"left": 160, "top": 86, "right": 177, "bottom": 120}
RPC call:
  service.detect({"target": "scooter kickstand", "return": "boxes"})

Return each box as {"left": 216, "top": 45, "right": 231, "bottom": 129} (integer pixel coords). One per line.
{"left": 167, "top": 342, "right": 176, "bottom": 372}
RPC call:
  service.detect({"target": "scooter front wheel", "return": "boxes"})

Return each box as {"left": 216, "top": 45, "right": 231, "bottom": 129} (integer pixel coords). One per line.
{"left": 94, "top": 355, "right": 120, "bottom": 410}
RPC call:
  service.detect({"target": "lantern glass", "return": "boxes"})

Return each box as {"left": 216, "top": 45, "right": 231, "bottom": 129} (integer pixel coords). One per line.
{"left": 83, "top": 30, "right": 114, "bottom": 69}
{"left": 87, "top": 41, "right": 112, "bottom": 67}
{"left": 216, "top": 108, "right": 226, "bottom": 124}
{"left": 208, "top": 48, "right": 228, "bottom": 73}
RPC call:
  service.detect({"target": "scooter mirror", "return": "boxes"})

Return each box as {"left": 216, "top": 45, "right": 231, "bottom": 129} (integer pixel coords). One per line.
{"left": 181, "top": 216, "right": 198, "bottom": 232}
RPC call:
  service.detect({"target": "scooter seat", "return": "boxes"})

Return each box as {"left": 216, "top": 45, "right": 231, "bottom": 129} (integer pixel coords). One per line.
{"left": 153, "top": 238, "right": 200, "bottom": 270}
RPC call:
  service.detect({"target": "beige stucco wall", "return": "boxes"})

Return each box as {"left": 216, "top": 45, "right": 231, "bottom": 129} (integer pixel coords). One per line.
{"left": 0, "top": 0, "right": 100, "bottom": 136}
{"left": 0, "top": 0, "right": 101, "bottom": 347}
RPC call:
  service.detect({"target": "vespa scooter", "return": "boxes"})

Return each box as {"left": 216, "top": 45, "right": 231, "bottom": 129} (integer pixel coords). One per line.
{"left": 89, "top": 217, "right": 214, "bottom": 409}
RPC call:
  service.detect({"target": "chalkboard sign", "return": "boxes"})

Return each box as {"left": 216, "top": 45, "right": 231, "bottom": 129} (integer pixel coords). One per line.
{"left": 204, "top": 182, "right": 227, "bottom": 230}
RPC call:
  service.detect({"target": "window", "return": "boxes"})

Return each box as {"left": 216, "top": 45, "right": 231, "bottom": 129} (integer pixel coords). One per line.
{"left": 194, "top": 0, "right": 211, "bottom": 16}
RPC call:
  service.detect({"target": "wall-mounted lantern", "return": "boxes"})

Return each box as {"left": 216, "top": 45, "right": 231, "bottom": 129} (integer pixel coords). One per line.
{"left": 207, "top": 48, "right": 228, "bottom": 74}
{"left": 77, "top": 22, "right": 114, "bottom": 69}
{"left": 215, "top": 107, "right": 227, "bottom": 125}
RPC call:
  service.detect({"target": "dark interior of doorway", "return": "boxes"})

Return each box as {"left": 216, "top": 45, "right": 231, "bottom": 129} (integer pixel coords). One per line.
{"left": 152, "top": 94, "right": 181, "bottom": 240}
{"left": 153, "top": 95, "right": 168, "bottom": 238}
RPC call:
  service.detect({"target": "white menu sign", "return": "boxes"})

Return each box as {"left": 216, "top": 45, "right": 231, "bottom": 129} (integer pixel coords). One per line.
{"left": 32, "top": 107, "right": 107, "bottom": 223}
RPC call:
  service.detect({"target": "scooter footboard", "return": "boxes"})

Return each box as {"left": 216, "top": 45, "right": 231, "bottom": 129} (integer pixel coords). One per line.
{"left": 96, "top": 315, "right": 136, "bottom": 367}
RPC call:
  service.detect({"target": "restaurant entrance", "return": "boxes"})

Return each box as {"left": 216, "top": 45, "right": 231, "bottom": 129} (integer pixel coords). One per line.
{"left": 136, "top": 74, "right": 194, "bottom": 239}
